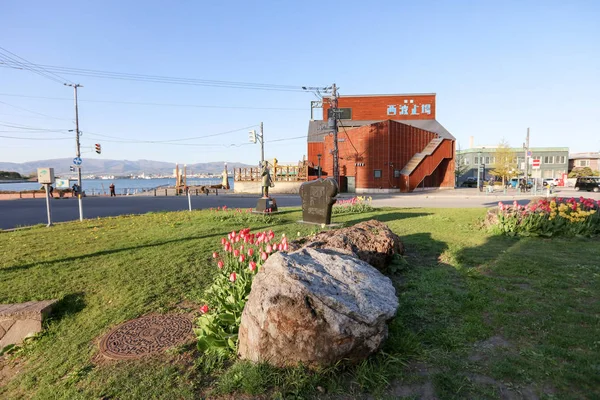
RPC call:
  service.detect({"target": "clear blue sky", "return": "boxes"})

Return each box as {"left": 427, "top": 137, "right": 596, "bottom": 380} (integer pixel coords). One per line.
{"left": 1, "top": 0, "right": 599, "bottom": 166}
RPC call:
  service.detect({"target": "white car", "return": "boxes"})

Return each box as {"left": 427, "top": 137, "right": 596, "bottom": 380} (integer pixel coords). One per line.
{"left": 543, "top": 178, "right": 559, "bottom": 187}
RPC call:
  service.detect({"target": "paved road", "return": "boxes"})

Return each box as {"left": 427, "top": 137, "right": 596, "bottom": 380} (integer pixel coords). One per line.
{"left": 1, "top": 188, "right": 598, "bottom": 230}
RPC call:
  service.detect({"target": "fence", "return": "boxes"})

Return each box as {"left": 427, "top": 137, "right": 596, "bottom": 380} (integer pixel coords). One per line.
{"left": 234, "top": 165, "right": 308, "bottom": 182}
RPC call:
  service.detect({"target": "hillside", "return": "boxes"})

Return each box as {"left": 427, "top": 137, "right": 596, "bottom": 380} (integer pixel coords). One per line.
{"left": 0, "top": 159, "right": 254, "bottom": 176}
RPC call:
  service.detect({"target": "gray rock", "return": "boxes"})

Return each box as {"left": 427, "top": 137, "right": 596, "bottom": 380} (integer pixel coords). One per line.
{"left": 238, "top": 248, "right": 398, "bottom": 367}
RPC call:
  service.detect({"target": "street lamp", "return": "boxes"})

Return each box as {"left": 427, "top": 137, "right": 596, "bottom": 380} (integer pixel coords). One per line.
{"left": 317, "top": 153, "right": 322, "bottom": 179}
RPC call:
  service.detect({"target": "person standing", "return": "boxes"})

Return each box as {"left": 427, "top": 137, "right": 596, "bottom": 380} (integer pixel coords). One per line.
{"left": 49, "top": 185, "right": 54, "bottom": 198}
{"left": 109, "top": 183, "right": 116, "bottom": 197}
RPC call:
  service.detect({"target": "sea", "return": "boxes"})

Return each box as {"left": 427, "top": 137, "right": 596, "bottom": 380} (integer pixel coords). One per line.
{"left": 0, "top": 177, "right": 234, "bottom": 195}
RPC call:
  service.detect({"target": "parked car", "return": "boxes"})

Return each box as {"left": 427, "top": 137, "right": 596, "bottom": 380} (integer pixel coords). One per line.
{"left": 543, "top": 178, "right": 559, "bottom": 187}
{"left": 461, "top": 177, "right": 477, "bottom": 188}
{"left": 510, "top": 177, "right": 532, "bottom": 189}
{"left": 574, "top": 177, "right": 600, "bottom": 192}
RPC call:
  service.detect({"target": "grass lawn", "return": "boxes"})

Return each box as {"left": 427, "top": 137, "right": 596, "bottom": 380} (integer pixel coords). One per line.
{"left": 0, "top": 207, "right": 599, "bottom": 399}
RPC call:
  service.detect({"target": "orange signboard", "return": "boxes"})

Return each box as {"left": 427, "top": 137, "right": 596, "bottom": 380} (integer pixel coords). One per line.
{"left": 322, "top": 94, "right": 436, "bottom": 121}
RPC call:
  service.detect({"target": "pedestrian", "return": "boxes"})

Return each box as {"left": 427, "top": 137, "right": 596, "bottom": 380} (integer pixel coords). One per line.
{"left": 72, "top": 183, "right": 79, "bottom": 197}
{"left": 109, "top": 183, "right": 116, "bottom": 197}
{"left": 49, "top": 185, "right": 54, "bottom": 198}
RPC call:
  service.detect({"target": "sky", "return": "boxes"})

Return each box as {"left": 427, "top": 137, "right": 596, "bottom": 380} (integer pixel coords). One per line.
{"left": 1, "top": 0, "right": 599, "bottom": 166}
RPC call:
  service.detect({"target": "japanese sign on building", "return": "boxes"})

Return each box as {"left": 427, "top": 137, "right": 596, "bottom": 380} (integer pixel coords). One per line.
{"left": 386, "top": 99, "right": 432, "bottom": 117}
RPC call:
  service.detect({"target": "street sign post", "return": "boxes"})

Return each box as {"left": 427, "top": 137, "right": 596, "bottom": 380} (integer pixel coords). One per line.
{"left": 532, "top": 159, "right": 541, "bottom": 169}
{"left": 73, "top": 157, "right": 82, "bottom": 166}
{"left": 37, "top": 168, "right": 54, "bottom": 227}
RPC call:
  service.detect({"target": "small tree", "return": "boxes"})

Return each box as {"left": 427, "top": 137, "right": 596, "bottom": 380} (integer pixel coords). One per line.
{"left": 491, "top": 139, "right": 517, "bottom": 186}
{"left": 568, "top": 167, "right": 599, "bottom": 178}
{"left": 454, "top": 143, "right": 469, "bottom": 185}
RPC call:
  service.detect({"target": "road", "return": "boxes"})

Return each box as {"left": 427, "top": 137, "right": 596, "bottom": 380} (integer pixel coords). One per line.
{"left": 1, "top": 188, "right": 598, "bottom": 230}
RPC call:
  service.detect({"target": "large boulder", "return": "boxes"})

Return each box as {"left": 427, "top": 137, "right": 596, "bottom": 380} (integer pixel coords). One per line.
{"left": 238, "top": 248, "right": 398, "bottom": 367}
{"left": 289, "top": 219, "right": 403, "bottom": 270}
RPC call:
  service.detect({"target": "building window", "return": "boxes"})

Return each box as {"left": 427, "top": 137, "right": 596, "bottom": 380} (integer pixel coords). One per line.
{"left": 485, "top": 156, "right": 490, "bottom": 164}
{"left": 474, "top": 156, "right": 479, "bottom": 164}
{"left": 394, "top": 169, "right": 401, "bottom": 178}
{"left": 544, "top": 156, "right": 554, "bottom": 164}
{"left": 577, "top": 160, "right": 590, "bottom": 167}
{"left": 463, "top": 158, "right": 470, "bottom": 165}
{"left": 557, "top": 156, "right": 566, "bottom": 164}
{"left": 374, "top": 169, "right": 382, "bottom": 178}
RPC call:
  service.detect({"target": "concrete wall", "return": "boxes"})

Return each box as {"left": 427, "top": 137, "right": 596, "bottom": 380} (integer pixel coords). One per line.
{"left": 234, "top": 181, "right": 303, "bottom": 194}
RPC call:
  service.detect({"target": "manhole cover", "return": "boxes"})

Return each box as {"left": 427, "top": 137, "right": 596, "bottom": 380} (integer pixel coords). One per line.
{"left": 99, "top": 314, "right": 193, "bottom": 360}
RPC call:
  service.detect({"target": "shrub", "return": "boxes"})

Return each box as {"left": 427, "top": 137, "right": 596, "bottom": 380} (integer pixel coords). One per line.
{"left": 195, "top": 228, "right": 289, "bottom": 356}
{"left": 332, "top": 196, "right": 374, "bottom": 215}
{"left": 491, "top": 197, "right": 600, "bottom": 237}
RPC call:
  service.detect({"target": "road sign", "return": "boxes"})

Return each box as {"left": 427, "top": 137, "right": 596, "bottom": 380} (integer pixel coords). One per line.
{"left": 527, "top": 151, "right": 532, "bottom": 157}
{"left": 532, "top": 159, "right": 541, "bottom": 169}
{"left": 73, "top": 157, "right": 82, "bottom": 166}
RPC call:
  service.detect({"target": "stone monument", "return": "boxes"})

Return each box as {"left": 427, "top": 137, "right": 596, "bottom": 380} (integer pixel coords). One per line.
{"left": 298, "top": 178, "right": 338, "bottom": 225}
{"left": 255, "top": 161, "right": 278, "bottom": 213}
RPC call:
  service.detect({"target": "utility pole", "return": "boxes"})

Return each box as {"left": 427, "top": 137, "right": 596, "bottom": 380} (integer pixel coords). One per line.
{"left": 330, "top": 83, "right": 339, "bottom": 183}
{"left": 524, "top": 127, "right": 530, "bottom": 180}
{"left": 66, "top": 83, "right": 83, "bottom": 221}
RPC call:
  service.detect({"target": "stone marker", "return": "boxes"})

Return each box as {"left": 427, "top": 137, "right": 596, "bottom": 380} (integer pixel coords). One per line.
{"left": 0, "top": 299, "right": 57, "bottom": 348}
{"left": 298, "top": 178, "right": 338, "bottom": 225}
{"left": 238, "top": 248, "right": 398, "bottom": 367}
{"left": 289, "top": 219, "right": 404, "bottom": 271}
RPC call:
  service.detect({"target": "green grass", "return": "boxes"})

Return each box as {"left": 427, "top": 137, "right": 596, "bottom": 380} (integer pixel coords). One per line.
{"left": 1, "top": 207, "right": 599, "bottom": 399}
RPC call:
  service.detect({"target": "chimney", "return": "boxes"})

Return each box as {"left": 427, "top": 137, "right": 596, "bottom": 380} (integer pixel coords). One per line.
{"left": 469, "top": 136, "right": 474, "bottom": 149}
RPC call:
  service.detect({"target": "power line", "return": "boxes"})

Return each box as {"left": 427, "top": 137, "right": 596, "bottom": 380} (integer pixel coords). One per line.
{"left": 0, "top": 134, "right": 72, "bottom": 140}
{"left": 0, "top": 100, "right": 72, "bottom": 120}
{"left": 0, "top": 47, "right": 73, "bottom": 85}
{"left": 0, "top": 93, "right": 305, "bottom": 111}
{"left": 0, "top": 60, "right": 326, "bottom": 92}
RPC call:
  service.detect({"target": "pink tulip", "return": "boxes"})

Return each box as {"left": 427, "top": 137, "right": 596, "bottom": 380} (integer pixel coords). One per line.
{"left": 249, "top": 261, "right": 257, "bottom": 272}
{"left": 261, "top": 252, "right": 268, "bottom": 261}
{"left": 233, "top": 249, "right": 240, "bottom": 257}
{"left": 229, "top": 272, "right": 237, "bottom": 282}
{"left": 239, "top": 254, "right": 245, "bottom": 263}
{"left": 239, "top": 245, "right": 244, "bottom": 252}
{"left": 266, "top": 244, "right": 273, "bottom": 254}
{"left": 221, "top": 238, "right": 227, "bottom": 245}
{"left": 248, "top": 248, "right": 254, "bottom": 257}
{"left": 200, "top": 304, "right": 209, "bottom": 314}
{"left": 217, "top": 260, "right": 224, "bottom": 269}
{"left": 283, "top": 242, "right": 289, "bottom": 251}
{"left": 212, "top": 252, "right": 219, "bottom": 259}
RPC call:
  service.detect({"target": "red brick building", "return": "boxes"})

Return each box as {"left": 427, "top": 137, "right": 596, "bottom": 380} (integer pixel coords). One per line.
{"left": 307, "top": 94, "right": 455, "bottom": 193}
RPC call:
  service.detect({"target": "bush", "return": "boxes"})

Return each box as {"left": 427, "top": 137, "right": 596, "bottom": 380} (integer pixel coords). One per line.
{"left": 195, "top": 228, "right": 289, "bottom": 356}
{"left": 491, "top": 197, "right": 600, "bottom": 237}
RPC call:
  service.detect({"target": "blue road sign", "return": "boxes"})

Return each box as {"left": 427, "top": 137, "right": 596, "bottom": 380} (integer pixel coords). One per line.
{"left": 73, "top": 157, "right": 82, "bottom": 166}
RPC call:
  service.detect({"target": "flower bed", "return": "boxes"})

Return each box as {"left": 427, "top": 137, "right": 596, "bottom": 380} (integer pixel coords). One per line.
{"left": 332, "top": 196, "right": 374, "bottom": 215}
{"left": 492, "top": 197, "right": 600, "bottom": 237}
{"left": 195, "top": 228, "right": 289, "bottom": 356}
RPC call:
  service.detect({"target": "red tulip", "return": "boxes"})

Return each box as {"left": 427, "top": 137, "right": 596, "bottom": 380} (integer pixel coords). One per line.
{"left": 200, "top": 304, "right": 209, "bottom": 314}
{"left": 247, "top": 248, "right": 254, "bottom": 257}
{"left": 233, "top": 249, "right": 240, "bottom": 257}
{"left": 212, "top": 252, "right": 219, "bottom": 259}
{"left": 229, "top": 272, "right": 237, "bottom": 282}
{"left": 239, "top": 254, "right": 245, "bottom": 263}
{"left": 261, "top": 252, "right": 268, "bottom": 261}
{"left": 217, "top": 260, "right": 224, "bottom": 269}
{"left": 266, "top": 244, "right": 273, "bottom": 254}
{"left": 249, "top": 261, "right": 257, "bottom": 272}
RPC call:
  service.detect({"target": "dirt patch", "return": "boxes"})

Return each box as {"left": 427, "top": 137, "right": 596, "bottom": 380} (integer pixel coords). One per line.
{"left": 468, "top": 335, "right": 512, "bottom": 362}
{"left": 0, "top": 355, "right": 23, "bottom": 388}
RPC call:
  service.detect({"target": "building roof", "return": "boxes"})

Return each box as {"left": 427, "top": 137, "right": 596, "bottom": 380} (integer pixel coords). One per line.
{"left": 457, "top": 147, "right": 569, "bottom": 154}
{"left": 323, "top": 93, "right": 436, "bottom": 99}
{"left": 569, "top": 152, "right": 600, "bottom": 159}
{"left": 307, "top": 119, "right": 455, "bottom": 143}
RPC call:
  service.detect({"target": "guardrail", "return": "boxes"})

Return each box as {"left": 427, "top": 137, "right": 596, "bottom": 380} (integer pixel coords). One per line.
{"left": 234, "top": 166, "right": 308, "bottom": 182}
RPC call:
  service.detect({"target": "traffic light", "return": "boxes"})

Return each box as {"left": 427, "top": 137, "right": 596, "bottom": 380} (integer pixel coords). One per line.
{"left": 70, "top": 165, "right": 75, "bottom": 172}
{"left": 95, "top": 143, "right": 101, "bottom": 154}
{"left": 248, "top": 130, "right": 256, "bottom": 143}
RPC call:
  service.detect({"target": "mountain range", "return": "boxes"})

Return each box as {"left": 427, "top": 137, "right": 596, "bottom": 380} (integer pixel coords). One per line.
{"left": 0, "top": 158, "right": 254, "bottom": 176}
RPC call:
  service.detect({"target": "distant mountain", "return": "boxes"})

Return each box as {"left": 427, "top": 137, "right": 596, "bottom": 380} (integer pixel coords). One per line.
{"left": 0, "top": 159, "right": 254, "bottom": 176}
